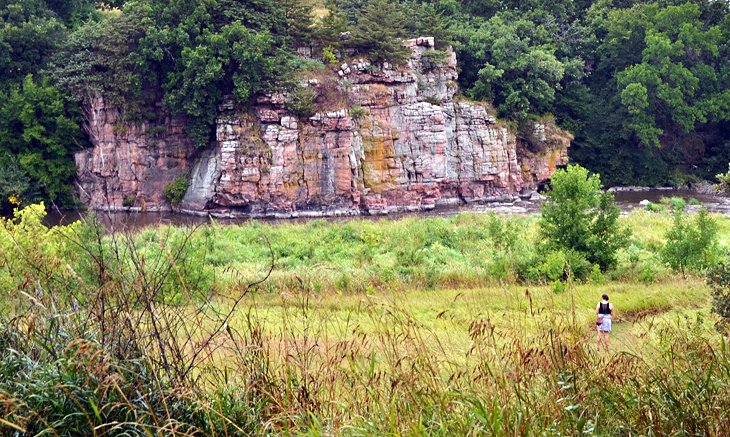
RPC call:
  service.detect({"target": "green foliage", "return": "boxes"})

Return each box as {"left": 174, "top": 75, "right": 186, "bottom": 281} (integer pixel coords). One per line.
{"left": 0, "top": 0, "right": 66, "bottom": 84}
{"left": 707, "top": 258, "right": 730, "bottom": 331}
{"left": 50, "top": 6, "right": 147, "bottom": 110}
{"left": 613, "top": 3, "right": 727, "bottom": 148}
{"left": 539, "top": 165, "right": 629, "bottom": 275}
{"left": 351, "top": 0, "right": 410, "bottom": 65}
{"left": 716, "top": 164, "right": 730, "bottom": 192}
{"left": 313, "top": 4, "right": 349, "bottom": 51}
{"left": 349, "top": 105, "right": 367, "bottom": 120}
{"left": 282, "top": 0, "right": 315, "bottom": 47}
{"left": 660, "top": 196, "right": 686, "bottom": 213}
{"left": 286, "top": 86, "right": 318, "bottom": 118}
{"left": 122, "top": 194, "right": 136, "bottom": 207}
{"left": 136, "top": 5, "right": 291, "bottom": 147}
{"left": 455, "top": 14, "right": 571, "bottom": 119}
{"left": 0, "top": 75, "right": 82, "bottom": 208}
{"left": 662, "top": 208, "right": 721, "bottom": 275}
{"left": 421, "top": 49, "right": 450, "bottom": 71}
{"left": 645, "top": 202, "right": 665, "bottom": 213}
{"left": 322, "top": 46, "right": 338, "bottom": 64}
{"left": 163, "top": 174, "right": 190, "bottom": 207}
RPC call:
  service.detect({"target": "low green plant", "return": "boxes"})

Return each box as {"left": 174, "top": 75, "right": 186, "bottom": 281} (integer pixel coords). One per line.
{"left": 645, "top": 202, "right": 664, "bottom": 212}
{"left": 163, "top": 174, "right": 189, "bottom": 206}
{"left": 715, "top": 163, "right": 730, "bottom": 192}
{"left": 707, "top": 258, "right": 730, "bottom": 331}
{"left": 322, "top": 46, "right": 338, "bottom": 64}
{"left": 349, "top": 105, "right": 368, "bottom": 120}
{"left": 122, "top": 194, "right": 136, "bottom": 207}
{"left": 660, "top": 196, "right": 686, "bottom": 212}
{"left": 286, "top": 86, "right": 317, "bottom": 118}
{"left": 662, "top": 208, "right": 721, "bottom": 276}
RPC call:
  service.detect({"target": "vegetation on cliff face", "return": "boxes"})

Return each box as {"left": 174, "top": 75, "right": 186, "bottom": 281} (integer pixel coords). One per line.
{"left": 0, "top": 0, "right": 729, "bottom": 209}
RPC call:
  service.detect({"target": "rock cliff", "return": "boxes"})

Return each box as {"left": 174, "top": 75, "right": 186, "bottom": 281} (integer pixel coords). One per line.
{"left": 75, "top": 38, "right": 571, "bottom": 217}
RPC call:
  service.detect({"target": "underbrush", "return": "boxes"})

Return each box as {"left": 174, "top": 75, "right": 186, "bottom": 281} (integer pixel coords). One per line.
{"left": 2, "top": 288, "right": 729, "bottom": 435}
{"left": 1, "top": 204, "right": 730, "bottom": 434}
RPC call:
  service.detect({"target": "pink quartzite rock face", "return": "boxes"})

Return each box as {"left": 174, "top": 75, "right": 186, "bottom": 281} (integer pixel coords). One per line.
{"left": 75, "top": 97, "right": 197, "bottom": 211}
{"left": 76, "top": 38, "right": 571, "bottom": 216}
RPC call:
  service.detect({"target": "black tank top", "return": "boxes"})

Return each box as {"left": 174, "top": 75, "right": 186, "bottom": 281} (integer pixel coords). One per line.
{"left": 598, "top": 302, "right": 612, "bottom": 315}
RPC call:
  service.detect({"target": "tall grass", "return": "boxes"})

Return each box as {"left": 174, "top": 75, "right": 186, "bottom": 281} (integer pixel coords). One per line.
{"left": 1, "top": 204, "right": 730, "bottom": 434}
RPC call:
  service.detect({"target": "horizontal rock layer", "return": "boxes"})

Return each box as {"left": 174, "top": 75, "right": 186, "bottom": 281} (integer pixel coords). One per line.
{"left": 76, "top": 38, "right": 570, "bottom": 217}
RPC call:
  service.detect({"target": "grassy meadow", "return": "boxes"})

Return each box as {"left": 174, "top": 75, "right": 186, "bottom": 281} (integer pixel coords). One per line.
{"left": 1, "top": 204, "right": 730, "bottom": 435}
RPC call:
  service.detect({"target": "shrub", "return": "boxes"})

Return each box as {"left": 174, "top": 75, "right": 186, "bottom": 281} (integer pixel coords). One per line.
{"left": 645, "top": 202, "right": 664, "bottom": 213}
{"left": 286, "top": 86, "right": 317, "bottom": 118}
{"left": 660, "top": 196, "right": 686, "bottom": 213}
{"left": 715, "top": 163, "right": 730, "bottom": 192}
{"left": 707, "top": 258, "right": 730, "bottom": 331}
{"left": 539, "top": 164, "right": 630, "bottom": 275}
{"left": 421, "top": 49, "right": 450, "bottom": 70}
{"left": 350, "top": 105, "right": 368, "bottom": 120}
{"left": 164, "top": 174, "right": 190, "bottom": 206}
{"left": 662, "top": 208, "right": 721, "bottom": 276}
{"left": 122, "top": 194, "right": 136, "bottom": 207}
{"left": 322, "top": 46, "right": 338, "bottom": 64}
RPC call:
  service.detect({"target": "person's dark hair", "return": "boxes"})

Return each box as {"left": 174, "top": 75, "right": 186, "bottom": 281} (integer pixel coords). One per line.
{"left": 602, "top": 294, "right": 609, "bottom": 301}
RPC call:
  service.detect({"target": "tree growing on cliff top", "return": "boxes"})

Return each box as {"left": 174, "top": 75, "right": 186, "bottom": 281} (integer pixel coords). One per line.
{"left": 350, "top": 0, "right": 410, "bottom": 65}
{"left": 539, "top": 164, "right": 629, "bottom": 273}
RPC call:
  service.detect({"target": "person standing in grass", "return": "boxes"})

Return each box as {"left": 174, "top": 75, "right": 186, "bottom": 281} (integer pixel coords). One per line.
{"left": 596, "top": 294, "right": 613, "bottom": 352}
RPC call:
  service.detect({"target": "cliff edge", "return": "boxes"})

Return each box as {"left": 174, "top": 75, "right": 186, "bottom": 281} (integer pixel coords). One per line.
{"left": 75, "top": 38, "right": 571, "bottom": 217}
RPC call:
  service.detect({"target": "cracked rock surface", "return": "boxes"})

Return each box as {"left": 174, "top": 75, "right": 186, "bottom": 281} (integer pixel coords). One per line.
{"left": 75, "top": 38, "right": 570, "bottom": 216}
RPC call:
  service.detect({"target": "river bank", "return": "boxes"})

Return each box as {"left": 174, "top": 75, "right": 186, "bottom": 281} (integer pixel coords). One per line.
{"left": 43, "top": 188, "right": 730, "bottom": 230}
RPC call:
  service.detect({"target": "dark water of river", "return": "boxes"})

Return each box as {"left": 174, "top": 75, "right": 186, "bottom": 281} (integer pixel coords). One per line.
{"left": 41, "top": 189, "right": 730, "bottom": 231}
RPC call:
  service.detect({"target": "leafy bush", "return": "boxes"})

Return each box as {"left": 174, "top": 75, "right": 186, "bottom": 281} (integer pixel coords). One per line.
{"left": 707, "top": 258, "right": 730, "bottom": 331}
{"left": 122, "top": 194, "right": 136, "bottom": 207}
{"left": 350, "top": 105, "right": 368, "bottom": 120}
{"left": 660, "top": 196, "right": 686, "bottom": 213}
{"left": 286, "top": 86, "right": 317, "bottom": 118}
{"left": 0, "top": 75, "right": 82, "bottom": 207}
{"left": 662, "top": 209, "right": 721, "bottom": 276}
{"left": 421, "top": 49, "right": 450, "bottom": 70}
{"left": 539, "top": 165, "right": 629, "bottom": 275}
{"left": 645, "top": 202, "right": 664, "bottom": 213}
{"left": 322, "top": 46, "right": 338, "bottom": 64}
{"left": 716, "top": 164, "right": 730, "bottom": 193}
{"left": 164, "top": 174, "right": 190, "bottom": 206}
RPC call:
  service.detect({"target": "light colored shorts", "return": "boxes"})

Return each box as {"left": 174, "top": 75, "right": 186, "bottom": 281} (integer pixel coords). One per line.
{"left": 598, "top": 315, "right": 612, "bottom": 332}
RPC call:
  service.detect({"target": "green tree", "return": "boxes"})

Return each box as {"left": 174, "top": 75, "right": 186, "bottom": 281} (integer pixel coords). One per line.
{"left": 132, "top": 0, "right": 292, "bottom": 146}
{"left": 51, "top": 6, "right": 148, "bottom": 110}
{"left": 351, "top": 0, "right": 410, "bottom": 65}
{"left": 0, "top": 75, "right": 83, "bottom": 207}
{"left": 662, "top": 208, "right": 720, "bottom": 276}
{"left": 539, "top": 164, "right": 629, "bottom": 272}
{"left": 612, "top": 3, "right": 728, "bottom": 147}
{"left": 313, "top": 3, "right": 349, "bottom": 52}
{"left": 0, "top": 155, "right": 32, "bottom": 212}
{"left": 454, "top": 15, "right": 569, "bottom": 119}
{"left": 282, "top": 0, "right": 314, "bottom": 47}
{"left": 0, "top": 0, "right": 66, "bottom": 84}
